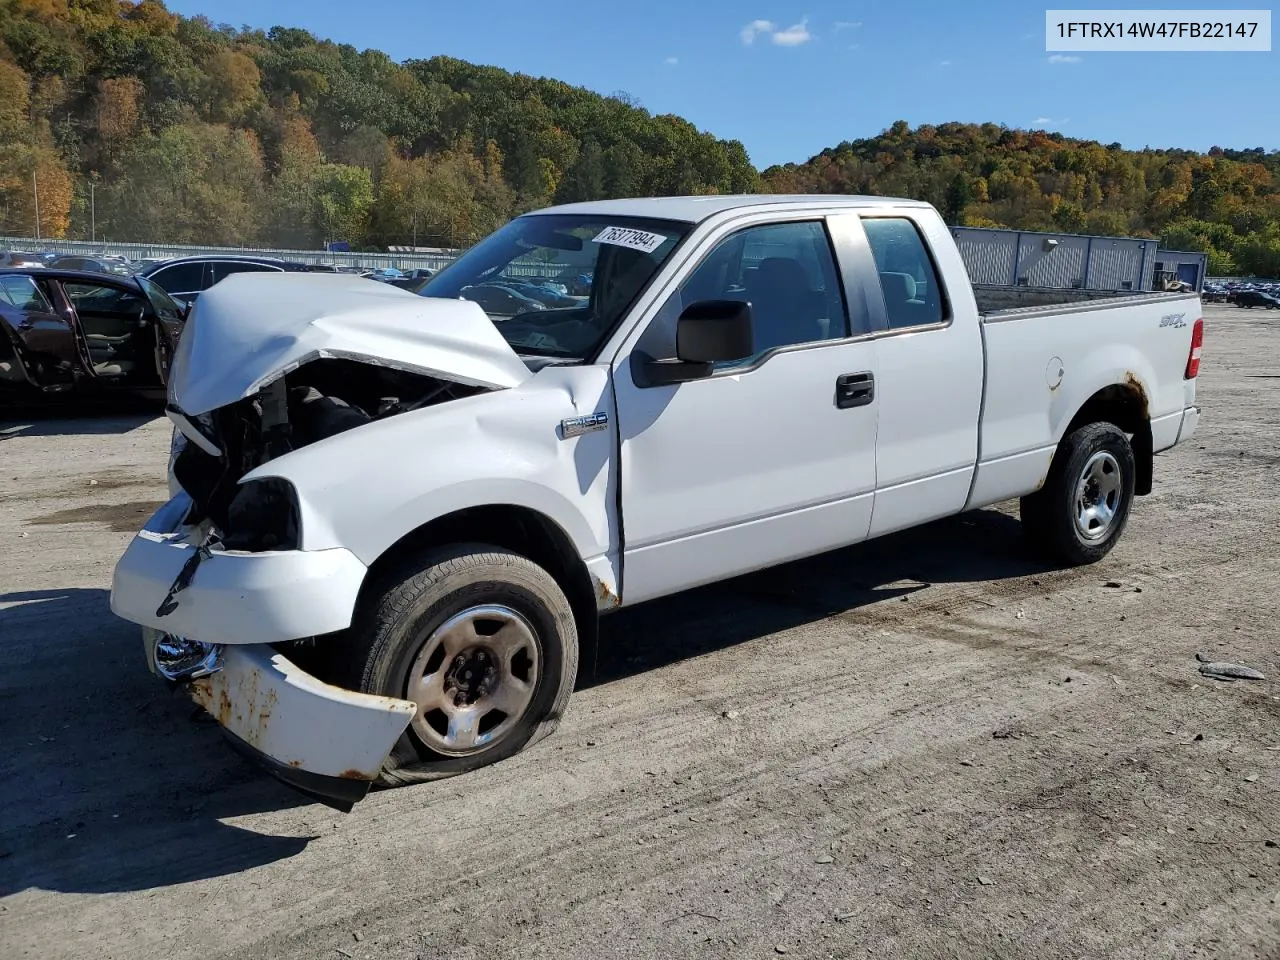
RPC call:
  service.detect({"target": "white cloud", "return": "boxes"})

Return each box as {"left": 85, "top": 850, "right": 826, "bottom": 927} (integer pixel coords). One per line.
{"left": 740, "top": 19, "right": 775, "bottom": 44}
{"left": 772, "top": 18, "right": 813, "bottom": 46}
{"left": 1048, "top": 54, "right": 1082, "bottom": 63}
{"left": 1033, "top": 116, "right": 1071, "bottom": 125}
{"left": 834, "top": 20, "right": 862, "bottom": 31}
{"left": 1033, "top": 116, "right": 1053, "bottom": 124}
{"left": 939, "top": 59, "right": 952, "bottom": 66}
{"left": 664, "top": 56, "right": 678, "bottom": 65}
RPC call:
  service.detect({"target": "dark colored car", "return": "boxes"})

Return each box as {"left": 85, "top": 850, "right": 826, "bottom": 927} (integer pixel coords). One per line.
{"left": 1231, "top": 290, "right": 1280, "bottom": 309}
{"left": 140, "top": 255, "right": 320, "bottom": 305}
{"left": 0, "top": 268, "right": 187, "bottom": 401}
{"left": 390, "top": 275, "right": 432, "bottom": 293}
{"left": 456, "top": 283, "right": 549, "bottom": 318}
{"left": 48, "top": 254, "right": 135, "bottom": 277}
{"left": 552, "top": 269, "right": 594, "bottom": 296}
{"left": 499, "top": 280, "right": 585, "bottom": 308}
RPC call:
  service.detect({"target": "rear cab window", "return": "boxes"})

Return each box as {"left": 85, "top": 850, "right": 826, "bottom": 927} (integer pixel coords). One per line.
{"left": 861, "top": 217, "right": 947, "bottom": 330}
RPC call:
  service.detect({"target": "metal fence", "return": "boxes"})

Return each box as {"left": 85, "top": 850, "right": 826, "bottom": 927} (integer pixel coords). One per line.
{"left": 0, "top": 236, "right": 465, "bottom": 273}
{"left": 951, "top": 226, "right": 1158, "bottom": 292}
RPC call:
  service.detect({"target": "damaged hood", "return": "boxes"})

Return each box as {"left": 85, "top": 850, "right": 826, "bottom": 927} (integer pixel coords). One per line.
{"left": 167, "top": 273, "right": 531, "bottom": 416}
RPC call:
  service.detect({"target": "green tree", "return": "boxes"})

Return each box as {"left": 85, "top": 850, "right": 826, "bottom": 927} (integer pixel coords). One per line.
{"left": 313, "top": 162, "right": 373, "bottom": 245}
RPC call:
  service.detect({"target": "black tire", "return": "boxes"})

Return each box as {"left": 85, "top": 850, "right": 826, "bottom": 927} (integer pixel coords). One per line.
{"left": 336, "top": 543, "right": 578, "bottom": 787}
{"left": 1019, "top": 422, "right": 1136, "bottom": 566}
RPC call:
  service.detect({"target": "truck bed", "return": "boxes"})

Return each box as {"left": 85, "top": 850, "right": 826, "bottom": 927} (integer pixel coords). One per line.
{"left": 965, "top": 285, "right": 1200, "bottom": 514}
{"left": 974, "top": 284, "right": 1191, "bottom": 318}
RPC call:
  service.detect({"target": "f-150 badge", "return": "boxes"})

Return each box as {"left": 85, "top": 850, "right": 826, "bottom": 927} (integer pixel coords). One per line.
{"left": 560, "top": 412, "right": 609, "bottom": 439}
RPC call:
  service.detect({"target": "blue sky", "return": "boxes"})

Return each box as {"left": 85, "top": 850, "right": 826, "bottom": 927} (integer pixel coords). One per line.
{"left": 167, "top": 1, "right": 1278, "bottom": 168}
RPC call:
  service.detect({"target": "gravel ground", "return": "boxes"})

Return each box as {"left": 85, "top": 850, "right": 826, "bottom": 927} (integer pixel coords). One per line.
{"left": 1, "top": 304, "right": 1277, "bottom": 960}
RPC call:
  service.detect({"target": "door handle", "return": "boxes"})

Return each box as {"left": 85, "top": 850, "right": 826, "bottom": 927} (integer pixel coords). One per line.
{"left": 835, "top": 371, "right": 875, "bottom": 409}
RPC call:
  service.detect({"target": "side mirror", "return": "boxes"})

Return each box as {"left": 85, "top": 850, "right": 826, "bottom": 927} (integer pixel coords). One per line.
{"left": 640, "top": 299, "right": 754, "bottom": 386}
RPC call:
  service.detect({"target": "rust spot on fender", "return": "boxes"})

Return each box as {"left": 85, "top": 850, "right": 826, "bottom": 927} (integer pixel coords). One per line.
{"left": 1123, "top": 371, "right": 1150, "bottom": 419}
{"left": 339, "top": 769, "right": 373, "bottom": 781}
{"left": 596, "top": 576, "right": 621, "bottom": 608}
{"left": 288, "top": 759, "right": 304, "bottom": 768}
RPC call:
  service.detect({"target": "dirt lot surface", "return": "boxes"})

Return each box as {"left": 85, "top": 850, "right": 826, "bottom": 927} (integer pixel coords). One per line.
{"left": 1, "top": 304, "right": 1277, "bottom": 960}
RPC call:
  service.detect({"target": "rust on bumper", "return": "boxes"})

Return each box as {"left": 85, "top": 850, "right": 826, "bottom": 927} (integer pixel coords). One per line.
{"left": 183, "top": 642, "right": 416, "bottom": 803}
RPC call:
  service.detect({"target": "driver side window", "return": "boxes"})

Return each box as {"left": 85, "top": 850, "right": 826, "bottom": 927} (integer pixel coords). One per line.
{"left": 651, "top": 220, "right": 849, "bottom": 368}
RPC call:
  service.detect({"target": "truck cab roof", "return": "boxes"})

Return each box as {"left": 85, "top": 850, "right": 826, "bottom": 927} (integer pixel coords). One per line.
{"left": 527, "top": 194, "right": 929, "bottom": 224}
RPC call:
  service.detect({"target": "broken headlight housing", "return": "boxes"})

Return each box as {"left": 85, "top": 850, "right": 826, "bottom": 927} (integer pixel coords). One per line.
{"left": 153, "top": 633, "right": 222, "bottom": 682}
{"left": 220, "top": 477, "right": 302, "bottom": 552}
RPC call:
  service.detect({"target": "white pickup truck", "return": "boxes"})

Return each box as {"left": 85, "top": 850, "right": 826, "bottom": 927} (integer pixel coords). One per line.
{"left": 110, "top": 195, "right": 1204, "bottom": 809}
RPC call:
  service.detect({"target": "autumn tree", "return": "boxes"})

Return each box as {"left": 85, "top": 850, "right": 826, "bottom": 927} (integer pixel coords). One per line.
{"left": 199, "top": 49, "right": 261, "bottom": 123}
{"left": 96, "top": 76, "right": 143, "bottom": 145}
{"left": 0, "top": 143, "right": 73, "bottom": 237}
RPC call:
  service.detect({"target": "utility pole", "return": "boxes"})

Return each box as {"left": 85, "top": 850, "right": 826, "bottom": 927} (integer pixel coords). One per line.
{"left": 412, "top": 211, "right": 417, "bottom": 250}
{"left": 90, "top": 181, "right": 96, "bottom": 243}
{"left": 32, "top": 170, "right": 40, "bottom": 241}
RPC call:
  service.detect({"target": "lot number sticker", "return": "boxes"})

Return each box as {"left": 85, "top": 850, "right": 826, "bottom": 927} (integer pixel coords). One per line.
{"left": 592, "top": 226, "right": 668, "bottom": 254}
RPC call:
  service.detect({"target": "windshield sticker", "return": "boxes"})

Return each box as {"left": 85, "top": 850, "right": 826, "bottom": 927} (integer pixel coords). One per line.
{"left": 592, "top": 226, "right": 668, "bottom": 254}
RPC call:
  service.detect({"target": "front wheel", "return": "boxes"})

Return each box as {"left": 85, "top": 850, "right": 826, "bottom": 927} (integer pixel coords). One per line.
{"left": 1020, "top": 422, "right": 1136, "bottom": 566}
{"left": 336, "top": 544, "right": 579, "bottom": 787}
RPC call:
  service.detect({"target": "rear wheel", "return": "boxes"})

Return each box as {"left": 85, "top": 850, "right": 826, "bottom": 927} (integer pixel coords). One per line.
{"left": 1020, "top": 422, "right": 1136, "bottom": 566}
{"left": 337, "top": 544, "right": 578, "bottom": 786}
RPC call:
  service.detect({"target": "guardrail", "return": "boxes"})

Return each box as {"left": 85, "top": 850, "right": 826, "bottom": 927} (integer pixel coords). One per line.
{"left": 0, "top": 236, "right": 466, "bottom": 273}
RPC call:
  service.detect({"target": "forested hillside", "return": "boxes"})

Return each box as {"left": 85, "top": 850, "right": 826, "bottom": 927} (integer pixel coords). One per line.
{"left": 2, "top": 2, "right": 1279, "bottom": 275}
{"left": 0, "top": 0, "right": 760, "bottom": 248}
{"left": 763, "top": 122, "right": 1280, "bottom": 276}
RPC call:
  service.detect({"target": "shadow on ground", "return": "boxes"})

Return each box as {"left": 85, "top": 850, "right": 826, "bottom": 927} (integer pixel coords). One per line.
{"left": 0, "top": 587, "right": 314, "bottom": 897}
{"left": 0, "top": 507, "right": 1045, "bottom": 896}
{"left": 0, "top": 395, "right": 162, "bottom": 439}
{"left": 591, "top": 506, "right": 1046, "bottom": 686}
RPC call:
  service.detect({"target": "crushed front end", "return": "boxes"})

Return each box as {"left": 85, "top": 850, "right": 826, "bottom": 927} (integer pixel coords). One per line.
{"left": 112, "top": 358, "right": 487, "bottom": 809}
{"left": 111, "top": 273, "right": 531, "bottom": 808}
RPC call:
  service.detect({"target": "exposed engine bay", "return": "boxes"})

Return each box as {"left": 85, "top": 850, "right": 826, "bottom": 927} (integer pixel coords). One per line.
{"left": 171, "top": 357, "right": 486, "bottom": 551}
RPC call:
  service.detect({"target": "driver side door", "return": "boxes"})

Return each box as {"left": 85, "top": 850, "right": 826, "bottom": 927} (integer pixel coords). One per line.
{"left": 612, "top": 215, "right": 881, "bottom": 605}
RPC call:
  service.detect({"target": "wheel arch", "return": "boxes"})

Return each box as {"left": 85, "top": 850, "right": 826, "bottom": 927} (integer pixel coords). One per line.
{"left": 355, "top": 504, "right": 600, "bottom": 684}
{"left": 1060, "top": 378, "right": 1153, "bottom": 495}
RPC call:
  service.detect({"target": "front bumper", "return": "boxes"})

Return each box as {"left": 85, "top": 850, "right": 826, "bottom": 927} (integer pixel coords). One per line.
{"left": 110, "top": 495, "right": 367, "bottom": 646}
{"left": 180, "top": 639, "right": 416, "bottom": 810}
{"left": 141, "top": 627, "right": 416, "bottom": 810}
{"left": 116, "top": 497, "right": 416, "bottom": 810}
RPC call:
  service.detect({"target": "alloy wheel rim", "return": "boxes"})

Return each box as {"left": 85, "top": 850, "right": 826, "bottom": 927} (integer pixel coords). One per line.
{"left": 406, "top": 604, "right": 540, "bottom": 757}
{"left": 1074, "top": 450, "right": 1123, "bottom": 541}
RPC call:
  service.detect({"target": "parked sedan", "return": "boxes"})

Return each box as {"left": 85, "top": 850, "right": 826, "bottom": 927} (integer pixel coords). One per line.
{"left": 140, "top": 255, "right": 319, "bottom": 305}
{"left": 1231, "top": 289, "right": 1280, "bottom": 309}
{"left": 0, "top": 268, "right": 187, "bottom": 401}
{"left": 48, "top": 255, "right": 135, "bottom": 277}
{"left": 456, "top": 282, "right": 549, "bottom": 318}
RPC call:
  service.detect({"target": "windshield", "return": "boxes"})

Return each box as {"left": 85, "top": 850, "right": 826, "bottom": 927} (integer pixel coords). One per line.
{"left": 418, "top": 213, "right": 691, "bottom": 360}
